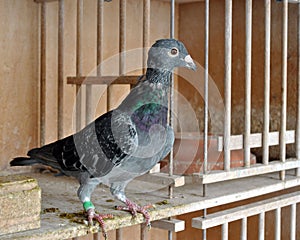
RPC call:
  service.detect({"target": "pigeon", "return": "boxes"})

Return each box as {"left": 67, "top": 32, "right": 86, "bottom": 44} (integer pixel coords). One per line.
{"left": 10, "top": 38, "right": 196, "bottom": 238}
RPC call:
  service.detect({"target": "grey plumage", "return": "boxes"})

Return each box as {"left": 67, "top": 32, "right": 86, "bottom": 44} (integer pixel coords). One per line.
{"left": 11, "top": 38, "right": 196, "bottom": 237}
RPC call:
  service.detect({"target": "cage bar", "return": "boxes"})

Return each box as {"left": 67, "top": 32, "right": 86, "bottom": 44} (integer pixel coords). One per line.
{"left": 58, "top": 0, "right": 64, "bottom": 138}
{"left": 297, "top": 2, "right": 300, "bottom": 177}
{"left": 142, "top": 0, "right": 150, "bottom": 71}
{"left": 280, "top": 0, "right": 288, "bottom": 180}
{"left": 40, "top": 1, "right": 47, "bottom": 146}
{"left": 263, "top": 0, "right": 271, "bottom": 165}
{"left": 76, "top": 0, "right": 83, "bottom": 131}
{"left": 244, "top": 0, "right": 252, "bottom": 168}
{"left": 97, "top": 0, "right": 103, "bottom": 76}
{"left": 223, "top": 0, "right": 232, "bottom": 171}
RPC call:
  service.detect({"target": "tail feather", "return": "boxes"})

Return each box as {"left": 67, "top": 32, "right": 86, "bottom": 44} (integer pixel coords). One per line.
{"left": 10, "top": 157, "right": 39, "bottom": 166}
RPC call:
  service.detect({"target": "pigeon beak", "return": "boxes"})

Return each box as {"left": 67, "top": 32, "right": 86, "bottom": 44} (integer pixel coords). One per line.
{"left": 184, "top": 55, "right": 197, "bottom": 71}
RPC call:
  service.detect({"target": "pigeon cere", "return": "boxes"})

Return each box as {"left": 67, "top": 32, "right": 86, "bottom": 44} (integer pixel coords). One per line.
{"left": 10, "top": 39, "right": 196, "bottom": 239}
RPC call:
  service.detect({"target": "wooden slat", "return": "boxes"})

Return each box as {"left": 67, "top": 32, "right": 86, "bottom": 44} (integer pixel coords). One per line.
{"left": 138, "top": 172, "right": 185, "bottom": 188}
{"left": 152, "top": 219, "right": 185, "bottom": 232}
{"left": 67, "top": 76, "right": 139, "bottom": 85}
{"left": 217, "top": 130, "right": 295, "bottom": 152}
{"left": 192, "top": 191, "right": 300, "bottom": 230}
{"left": 197, "top": 159, "right": 300, "bottom": 184}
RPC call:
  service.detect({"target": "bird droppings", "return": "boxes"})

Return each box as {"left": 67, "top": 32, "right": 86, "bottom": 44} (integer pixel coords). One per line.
{"left": 42, "top": 208, "right": 60, "bottom": 214}
{"left": 106, "top": 199, "right": 115, "bottom": 203}
{"left": 59, "top": 211, "right": 87, "bottom": 224}
{"left": 155, "top": 200, "right": 169, "bottom": 205}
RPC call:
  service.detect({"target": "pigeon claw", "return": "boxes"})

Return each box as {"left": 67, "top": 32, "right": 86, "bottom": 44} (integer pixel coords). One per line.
{"left": 86, "top": 208, "right": 114, "bottom": 239}
{"left": 115, "top": 200, "right": 153, "bottom": 228}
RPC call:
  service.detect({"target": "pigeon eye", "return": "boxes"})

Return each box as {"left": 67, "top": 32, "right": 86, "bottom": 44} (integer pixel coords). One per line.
{"left": 170, "top": 48, "right": 178, "bottom": 56}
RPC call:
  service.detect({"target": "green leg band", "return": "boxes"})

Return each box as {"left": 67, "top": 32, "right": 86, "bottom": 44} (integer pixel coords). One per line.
{"left": 83, "top": 201, "right": 95, "bottom": 211}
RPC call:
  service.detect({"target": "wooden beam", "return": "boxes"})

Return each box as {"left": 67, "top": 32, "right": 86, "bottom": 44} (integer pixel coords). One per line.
{"left": 138, "top": 172, "right": 185, "bottom": 187}
{"left": 34, "top": 0, "right": 58, "bottom": 3}
{"left": 67, "top": 76, "right": 139, "bottom": 85}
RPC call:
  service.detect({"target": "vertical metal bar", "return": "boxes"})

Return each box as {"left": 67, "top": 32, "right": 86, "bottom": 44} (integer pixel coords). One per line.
{"left": 280, "top": 0, "right": 288, "bottom": 180}
{"left": 143, "top": 0, "right": 150, "bottom": 71}
{"left": 76, "top": 0, "right": 83, "bottom": 131}
{"left": 296, "top": 2, "right": 300, "bottom": 177}
{"left": 275, "top": 208, "right": 281, "bottom": 240}
{"left": 119, "top": 0, "right": 126, "bottom": 75}
{"left": 203, "top": 0, "right": 209, "bottom": 176}
{"left": 263, "top": 0, "right": 271, "bottom": 165}
{"left": 244, "top": 0, "right": 252, "bottom": 168}
{"left": 224, "top": 0, "right": 232, "bottom": 171}
{"left": 202, "top": 1, "right": 209, "bottom": 239}
{"left": 58, "top": 0, "right": 64, "bottom": 139}
{"left": 258, "top": 212, "right": 265, "bottom": 240}
{"left": 40, "top": 2, "right": 46, "bottom": 146}
{"left": 241, "top": 217, "right": 247, "bottom": 240}
{"left": 97, "top": 0, "right": 103, "bottom": 76}
{"left": 168, "top": 2, "right": 175, "bottom": 240}
{"left": 222, "top": 222, "right": 229, "bottom": 240}
{"left": 290, "top": 204, "right": 296, "bottom": 240}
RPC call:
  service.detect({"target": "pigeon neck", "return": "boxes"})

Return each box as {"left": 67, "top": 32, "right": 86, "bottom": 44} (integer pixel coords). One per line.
{"left": 146, "top": 68, "right": 172, "bottom": 86}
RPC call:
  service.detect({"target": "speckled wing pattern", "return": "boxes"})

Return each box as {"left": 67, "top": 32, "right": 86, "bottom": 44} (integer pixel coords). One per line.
{"left": 54, "top": 110, "right": 138, "bottom": 178}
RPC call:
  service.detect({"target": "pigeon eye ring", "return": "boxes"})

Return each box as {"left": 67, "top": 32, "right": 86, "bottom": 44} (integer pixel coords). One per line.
{"left": 169, "top": 47, "right": 179, "bottom": 57}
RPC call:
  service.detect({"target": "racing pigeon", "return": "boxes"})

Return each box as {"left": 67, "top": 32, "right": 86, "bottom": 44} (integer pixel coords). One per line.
{"left": 11, "top": 38, "right": 196, "bottom": 238}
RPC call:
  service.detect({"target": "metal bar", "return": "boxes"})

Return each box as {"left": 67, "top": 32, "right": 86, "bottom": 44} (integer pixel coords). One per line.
{"left": 297, "top": 2, "right": 300, "bottom": 177}
{"left": 258, "top": 212, "right": 265, "bottom": 240}
{"left": 244, "top": 0, "right": 252, "bottom": 168}
{"left": 119, "top": 0, "right": 126, "bottom": 75}
{"left": 280, "top": 0, "right": 288, "bottom": 180}
{"left": 203, "top": 0, "right": 209, "bottom": 175}
{"left": 290, "top": 204, "right": 296, "bottom": 240}
{"left": 40, "top": 1, "right": 46, "bottom": 146}
{"left": 168, "top": 2, "right": 175, "bottom": 240}
{"left": 275, "top": 208, "right": 281, "bottom": 240}
{"left": 224, "top": 0, "right": 232, "bottom": 171}
{"left": 168, "top": 0, "right": 175, "bottom": 201}
{"left": 241, "top": 217, "right": 247, "bottom": 240}
{"left": 143, "top": 0, "right": 150, "bottom": 71}
{"left": 222, "top": 223, "right": 228, "bottom": 240}
{"left": 97, "top": 0, "right": 103, "bottom": 76}
{"left": 202, "top": 1, "right": 209, "bottom": 238}
{"left": 76, "top": 0, "right": 83, "bottom": 131}
{"left": 58, "top": 0, "right": 64, "bottom": 138}
{"left": 263, "top": 0, "right": 271, "bottom": 165}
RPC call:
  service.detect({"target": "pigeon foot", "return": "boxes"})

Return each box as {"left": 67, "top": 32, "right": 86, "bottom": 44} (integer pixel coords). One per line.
{"left": 115, "top": 199, "right": 153, "bottom": 228}
{"left": 86, "top": 208, "right": 114, "bottom": 239}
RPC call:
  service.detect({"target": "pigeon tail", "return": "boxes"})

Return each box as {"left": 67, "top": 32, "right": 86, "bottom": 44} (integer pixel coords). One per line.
{"left": 10, "top": 157, "right": 39, "bottom": 166}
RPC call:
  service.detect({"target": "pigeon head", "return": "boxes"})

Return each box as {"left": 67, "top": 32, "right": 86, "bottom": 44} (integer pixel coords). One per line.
{"left": 147, "top": 39, "right": 197, "bottom": 72}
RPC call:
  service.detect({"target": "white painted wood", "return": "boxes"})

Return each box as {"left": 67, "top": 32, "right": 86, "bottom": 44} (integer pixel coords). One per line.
{"left": 152, "top": 219, "right": 185, "bottom": 232}
{"left": 138, "top": 172, "right": 185, "bottom": 187}
{"left": 198, "top": 159, "right": 300, "bottom": 184}
{"left": 258, "top": 212, "right": 265, "bottom": 240}
{"left": 217, "top": 130, "right": 295, "bottom": 151}
{"left": 275, "top": 208, "right": 281, "bottom": 240}
{"left": 149, "top": 163, "right": 160, "bottom": 174}
{"left": 222, "top": 223, "right": 228, "bottom": 240}
{"left": 192, "top": 191, "right": 300, "bottom": 229}
{"left": 241, "top": 217, "right": 247, "bottom": 240}
{"left": 290, "top": 204, "right": 296, "bottom": 240}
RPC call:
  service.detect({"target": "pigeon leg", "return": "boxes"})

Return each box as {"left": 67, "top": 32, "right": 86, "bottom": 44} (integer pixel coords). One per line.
{"left": 83, "top": 201, "right": 113, "bottom": 239}
{"left": 78, "top": 179, "right": 113, "bottom": 239}
{"left": 110, "top": 182, "right": 153, "bottom": 228}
